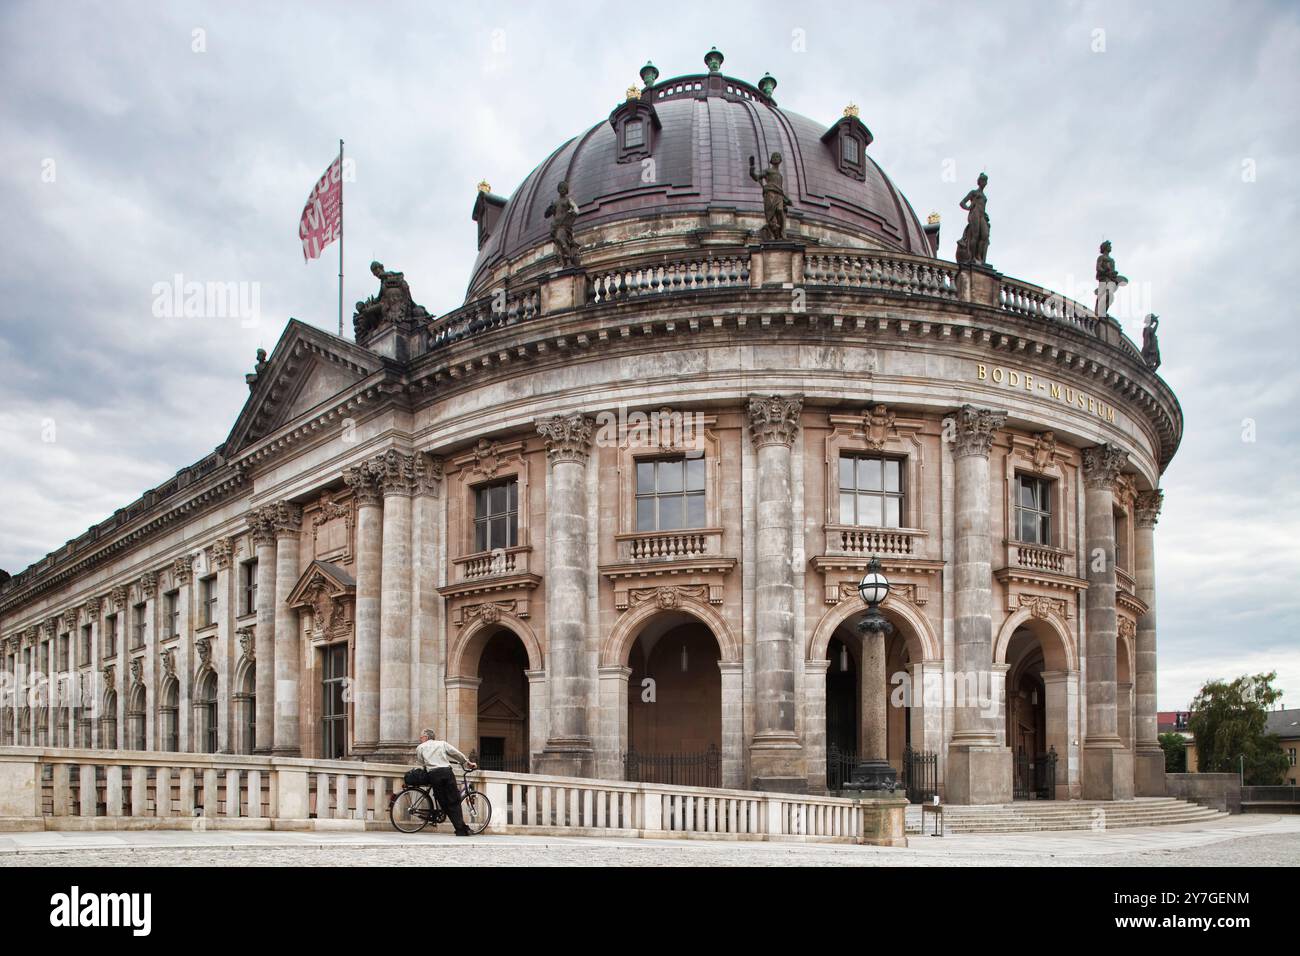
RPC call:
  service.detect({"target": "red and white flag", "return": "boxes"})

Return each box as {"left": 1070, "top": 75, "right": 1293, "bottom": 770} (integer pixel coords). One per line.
{"left": 299, "top": 154, "right": 342, "bottom": 262}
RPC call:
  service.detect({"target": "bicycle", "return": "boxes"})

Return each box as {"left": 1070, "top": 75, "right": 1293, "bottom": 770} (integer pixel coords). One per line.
{"left": 389, "top": 766, "right": 492, "bottom": 835}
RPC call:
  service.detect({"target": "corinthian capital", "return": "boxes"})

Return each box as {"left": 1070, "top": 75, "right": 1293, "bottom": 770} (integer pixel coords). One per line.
{"left": 950, "top": 404, "right": 1006, "bottom": 459}
{"left": 537, "top": 414, "right": 595, "bottom": 464}
{"left": 414, "top": 452, "right": 444, "bottom": 498}
{"left": 248, "top": 506, "right": 277, "bottom": 546}
{"left": 747, "top": 394, "right": 803, "bottom": 448}
{"left": 373, "top": 449, "right": 419, "bottom": 497}
{"left": 140, "top": 571, "right": 159, "bottom": 599}
{"left": 1081, "top": 443, "right": 1129, "bottom": 491}
{"left": 172, "top": 554, "right": 194, "bottom": 584}
{"left": 210, "top": 537, "right": 234, "bottom": 571}
{"left": 343, "top": 461, "right": 382, "bottom": 506}
{"left": 1134, "top": 489, "right": 1164, "bottom": 528}
{"left": 270, "top": 501, "right": 303, "bottom": 536}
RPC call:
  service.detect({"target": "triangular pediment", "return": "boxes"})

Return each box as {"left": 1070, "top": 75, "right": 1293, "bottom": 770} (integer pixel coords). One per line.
{"left": 477, "top": 692, "right": 526, "bottom": 722}
{"left": 225, "top": 319, "right": 380, "bottom": 455}
{"left": 286, "top": 560, "right": 356, "bottom": 608}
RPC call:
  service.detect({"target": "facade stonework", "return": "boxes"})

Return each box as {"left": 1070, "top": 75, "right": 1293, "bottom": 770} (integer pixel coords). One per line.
{"left": 0, "top": 56, "right": 1181, "bottom": 803}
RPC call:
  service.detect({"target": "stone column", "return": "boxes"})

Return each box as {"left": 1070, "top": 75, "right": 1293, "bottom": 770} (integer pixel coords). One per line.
{"left": 861, "top": 632, "right": 888, "bottom": 760}
{"left": 344, "top": 462, "right": 383, "bottom": 752}
{"left": 803, "top": 659, "right": 829, "bottom": 793}
{"left": 1133, "top": 489, "right": 1166, "bottom": 796}
{"left": 173, "top": 556, "right": 194, "bottom": 752}
{"left": 410, "top": 455, "right": 443, "bottom": 737}
{"left": 746, "top": 394, "right": 806, "bottom": 792}
{"left": 248, "top": 509, "right": 278, "bottom": 753}
{"left": 596, "top": 665, "right": 630, "bottom": 781}
{"left": 374, "top": 450, "right": 416, "bottom": 757}
{"left": 112, "top": 585, "right": 128, "bottom": 749}
{"left": 270, "top": 503, "right": 302, "bottom": 755}
{"left": 945, "top": 404, "right": 1011, "bottom": 804}
{"left": 210, "top": 538, "right": 234, "bottom": 753}
{"left": 1040, "top": 670, "right": 1072, "bottom": 800}
{"left": 525, "top": 670, "right": 549, "bottom": 764}
{"left": 140, "top": 572, "right": 158, "bottom": 749}
{"left": 719, "top": 661, "right": 746, "bottom": 790}
{"left": 83, "top": 598, "right": 101, "bottom": 747}
{"left": 534, "top": 414, "right": 596, "bottom": 777}
{"left": 1081, "top": 443, "right": 1133, "bottom": 800}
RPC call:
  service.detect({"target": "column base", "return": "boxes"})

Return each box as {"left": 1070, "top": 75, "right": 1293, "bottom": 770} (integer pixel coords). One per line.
{"left": 533, "top": 737, "right": 595, "bottom": 779}
{"left": 271, "top": 747, "right": 302, "bottom": 758}
{"left": 749, "top": 732, "right": 807, "bottom": 794}
{"left": 1082, "top": 743, "right": 1135, "bottom": 800}
{"left": 372, "top": 741, "right": 417, "bottom": 763}
{"left": 855, "top": 792, "right": 910, "bottom": 847}
{"left": 945, "top": 744, "right": 1012, "bottom": 805}
{"left": 1134, "top": 748, "right": 1167, "bottom": 797}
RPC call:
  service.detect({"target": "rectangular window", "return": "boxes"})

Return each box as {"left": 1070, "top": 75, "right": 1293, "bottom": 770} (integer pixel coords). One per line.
{"left": 838, "top": 454, "right": 904, "bottom": 528}
{"left": 80, "top": 624, "right": 91, "bottom": 665}
{"left": 635, "top": 454, "right": 706, "bottom": 532}
{"left": 321, "top": 643, "right": 349, "bottom": 760}
{"left": 164, "top": 590, "right": 180, "bottom": 638}
{"left": 104, "top": 616, "right": 117, "bottom": 659}
{"left": 841, "top": 135, "right": 860, "bottom": 164}
{"left": 624, "top": 119, "right": 644, "bottom": 149}
{"left": 1015, "top": 474, "right": 1053, "bottom": 545}
{"left": 241, "top": 560, "right": 258, "bottom": 616}
{"left": 474, "top": 478, "right": 519, "bottom": 553}
{"left": 1290, "top": 748, "right": 1296, "bottom": 767}
{"left": 57, "top": 634, "right": 69, "bottom": 671}
{"left": 200, "top": 575, "right": 218, "bottom": 627}
{"left": 132, "top": 603, "right": 146, "bottom": 650}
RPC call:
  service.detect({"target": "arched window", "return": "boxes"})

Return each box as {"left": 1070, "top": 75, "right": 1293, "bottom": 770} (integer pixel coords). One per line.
{"left": 127, "top": 684, "right": 146, "bottom": 751}
{"left": 195, "top": 670, "right": 218, "bottom": 754}
{"left": 233, "top": 662, "right": 255, "bottom": 755}
{"left": 160, "top": 678, "right": 179, "bottom": 752}
{"left": 101, "top": 690, "right": 117, "bottom": 750}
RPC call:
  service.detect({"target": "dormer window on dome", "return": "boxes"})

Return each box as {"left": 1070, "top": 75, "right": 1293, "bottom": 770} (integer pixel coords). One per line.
{"left": 471, "top": 184, "right": 507, "bottom": 250}
{"left": 822, "top": 106, "right": 874, "bottom": 182}
{"left": 609, "top": 92, "right": 660, "bottom": 164}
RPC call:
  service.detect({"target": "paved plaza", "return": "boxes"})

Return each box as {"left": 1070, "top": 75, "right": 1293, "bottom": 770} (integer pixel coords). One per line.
{"left": 2, "top": 814, "right": 1297, "bottom": 867}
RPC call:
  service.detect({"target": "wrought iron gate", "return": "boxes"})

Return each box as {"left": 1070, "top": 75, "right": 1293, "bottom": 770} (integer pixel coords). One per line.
{"left": 1013, "top": 746, "right": 1058, "bottom": 800}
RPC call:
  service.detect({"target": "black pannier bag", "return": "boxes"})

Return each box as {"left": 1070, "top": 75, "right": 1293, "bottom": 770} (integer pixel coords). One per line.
{"left": 404, "top": 767, "right": 431, "bottom": 787}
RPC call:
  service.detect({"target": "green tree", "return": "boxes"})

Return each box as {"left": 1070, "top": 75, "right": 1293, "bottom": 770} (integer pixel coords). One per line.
{"left": 1188, "top": 672, "right": 1291, "bottom": 785}
{"left": 1158, "top": 732, "right": 1187, "bottom": 773}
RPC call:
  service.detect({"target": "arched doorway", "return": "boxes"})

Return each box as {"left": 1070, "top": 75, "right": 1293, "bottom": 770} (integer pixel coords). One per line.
{"left": 100, "top": 689, "right": 117, "bottom": 750}
{"left": 998, "top": 616, "right": 1073, "bottom": 800}
{"left": 160, "top": 677, "right": 179, "bottom": 752}
{"left": 825, "top": 635, "right": 858, "bottom": 788}
{"left": 232, "top": 660, "right": 255, "bottom": 755}
{"left": 126, "top": 683, "right": 146, "bottom": 751}
{"left": 626, "top": 614, "right": 722, "bottom": 787}
{"left": 475, "top": 628, "right": 531, "bottom": 772}
{"left": 194, "top": 669, "right": 218, "bottom": 754}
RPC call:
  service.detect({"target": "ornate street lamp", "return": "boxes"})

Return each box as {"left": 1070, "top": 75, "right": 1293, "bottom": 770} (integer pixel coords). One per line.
{"left": 856, "top": 556, "right": 893, "bottom": 637}
{"left": 838, "top": 556, "right": 900, "bottom": 794}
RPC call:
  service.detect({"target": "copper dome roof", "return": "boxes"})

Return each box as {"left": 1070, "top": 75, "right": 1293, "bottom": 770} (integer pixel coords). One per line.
{"left": 467, "top": 67, "right": 933, "bottom": 301}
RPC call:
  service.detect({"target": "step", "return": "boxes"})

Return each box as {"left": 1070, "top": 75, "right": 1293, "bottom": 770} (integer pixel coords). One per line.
{"left": 902, "top": 798, "right": 1229, "bottom": 833}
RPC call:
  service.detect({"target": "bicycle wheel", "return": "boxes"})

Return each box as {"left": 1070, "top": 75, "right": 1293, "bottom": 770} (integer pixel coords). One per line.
{"left": 461, "top": 789, "right": 492, "bottom": 835}
{"left": 390, "top": 787, "right": 435, "bottom": 833}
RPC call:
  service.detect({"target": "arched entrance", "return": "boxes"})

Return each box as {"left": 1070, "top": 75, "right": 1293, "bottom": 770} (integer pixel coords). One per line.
{"left": 996, "top": 611, "right": 1075, "bottom": 800}
{"left": 823, "top": 624, "right": 914, "bottom": 789}
{"left": 475, "top": 628, "right": 531, "bottom": 771}
{"left": 626, "top": 613, "right": 722, "bottom": 787}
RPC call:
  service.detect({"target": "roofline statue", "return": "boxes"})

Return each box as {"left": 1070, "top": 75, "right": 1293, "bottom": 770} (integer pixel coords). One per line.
{"left": 352, "top": 261, "right": 430, "bottom": 345}
{"left": 1094, "top": 240, "right": 1128, "bottom": 319}
{"left": 544, "top": 180, "right": 581, "bottom": 269}
{"left": 1141, "top": 313, "right": 1161, "bottom": 370}
{"left": 955, "top": 172, "right": 990, "bottom": 267}
{"left": 748, "top": 151, "right": 792, "bottom": 241}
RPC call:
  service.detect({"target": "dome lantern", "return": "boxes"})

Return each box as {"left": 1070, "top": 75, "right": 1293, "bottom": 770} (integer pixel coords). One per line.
{"left": 757, "top": 72, "right": 777, "bottom": 97}
{"left": 704, "top": 46, "right": 724, "bottom": 73}
{"left": 639, "top": 61, "right": 659, "bottom": 87}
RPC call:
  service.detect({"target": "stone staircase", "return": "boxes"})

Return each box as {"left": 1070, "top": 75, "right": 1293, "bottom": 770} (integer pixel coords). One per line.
{"left": 905, "top": 797, "right": 1229, "bottom": 834}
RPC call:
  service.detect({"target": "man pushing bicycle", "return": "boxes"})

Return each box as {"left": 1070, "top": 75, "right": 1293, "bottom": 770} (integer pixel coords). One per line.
{"left": 415, "top": 729, "right": 478, "bottom": 837}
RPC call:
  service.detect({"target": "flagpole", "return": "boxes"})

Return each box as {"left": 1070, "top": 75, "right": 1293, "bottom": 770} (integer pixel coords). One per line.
{"left": 338, "top": 138, "right": 344, "bottom": 337}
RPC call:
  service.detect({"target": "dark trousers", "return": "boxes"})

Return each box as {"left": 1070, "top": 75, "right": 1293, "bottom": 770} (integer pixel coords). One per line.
{"left": 428, "top": 767, "right": 469, "bottom": 835}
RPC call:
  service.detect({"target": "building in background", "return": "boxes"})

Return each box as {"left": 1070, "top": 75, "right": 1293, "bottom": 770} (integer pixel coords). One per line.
{"left": 0, "top": 50, "right": 1182, "bottom": 803}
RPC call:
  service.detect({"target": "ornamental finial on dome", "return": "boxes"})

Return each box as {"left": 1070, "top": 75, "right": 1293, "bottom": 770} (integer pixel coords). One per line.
{"left": 927, "top": 211, "right": 941, "bottom": 225}
{"left": 757, "top": 72, "right": 777, "bottom": 97}
{"left": 640, "top": 61, "right": 659, "bottom": 86}
{"left": 844, "top": 103, "right": 860, "bottom": 118}
{"left": 626, "top": 85, "right": 641, "bottom": 101}
{"left": 477, "top": 180, "right": 491, "bottom": 193}
{"left": 704, "top": 46, "right": 724, "bottom": 73}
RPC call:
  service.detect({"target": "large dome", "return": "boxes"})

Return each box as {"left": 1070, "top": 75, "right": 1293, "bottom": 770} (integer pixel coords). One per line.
{"left": 467, "top": 58, "right": 934, "bottom": 300}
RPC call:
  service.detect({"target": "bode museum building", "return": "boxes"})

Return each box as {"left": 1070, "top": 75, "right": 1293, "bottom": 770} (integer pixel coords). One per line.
{"left": 0, "top": 51, "right": 1180, "bottom": 804}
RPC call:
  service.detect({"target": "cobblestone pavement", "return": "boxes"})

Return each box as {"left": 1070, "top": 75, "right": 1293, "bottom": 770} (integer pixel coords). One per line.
{"left": 2, "top": 815, "right": 1298, "bottom": 866}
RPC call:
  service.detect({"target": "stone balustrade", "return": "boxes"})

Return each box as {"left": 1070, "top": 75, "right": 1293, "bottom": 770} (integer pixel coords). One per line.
{"left": 454, "top": 547, "right": 528, "bottom": 581}
{"left": 622, "top": 530, "right": 712, "bottom": 561}
{"left": 0, "top": 747, "right": 894, "bottom": 844}
{"left": 588, "top": 254, "right": 751, "bottom": 303}
{"left": 1013, "top": 542, "right": 1069, "bottom": 574}
{"left": 828, "top": 526, "right": 920, "bottom": 557}
{"left": 997, "top": 277, "right": 1098, "bottom": 334}
{"left": 802, "top": 250, "right": 958, "bottom": 299}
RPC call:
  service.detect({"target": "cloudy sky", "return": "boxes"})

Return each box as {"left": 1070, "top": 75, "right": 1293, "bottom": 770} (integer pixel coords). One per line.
{"left": 1, "top": 1, "right": 1296, "bottom": 710}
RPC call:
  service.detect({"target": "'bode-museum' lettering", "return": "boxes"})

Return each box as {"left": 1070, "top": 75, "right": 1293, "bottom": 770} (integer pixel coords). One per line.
{"left": 975, "top": 364, "right": 1117, "bottom": 424}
